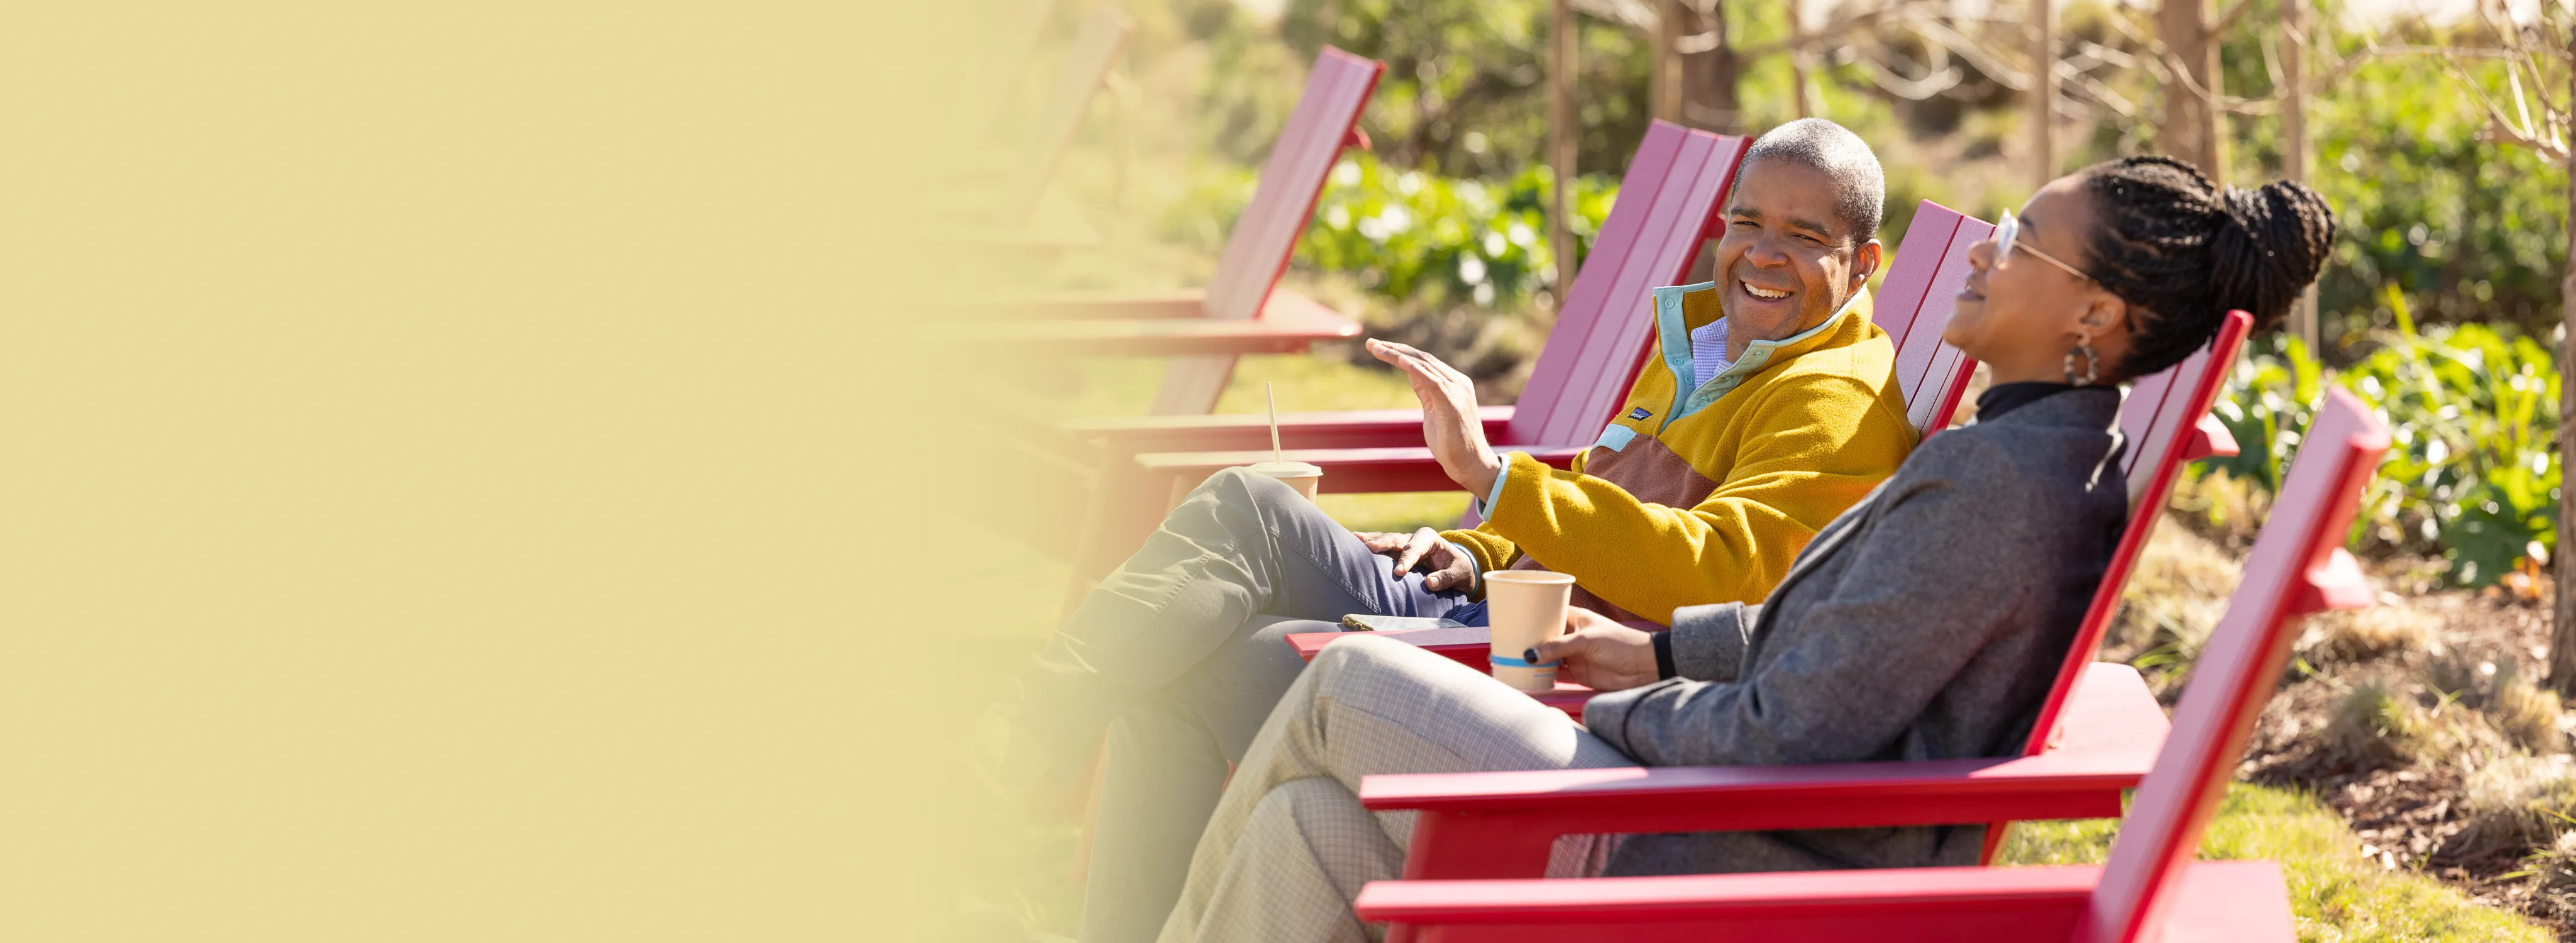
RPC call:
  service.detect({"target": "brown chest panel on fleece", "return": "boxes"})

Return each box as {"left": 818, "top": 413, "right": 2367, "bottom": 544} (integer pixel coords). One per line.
{"left": 1504, "top": 432, "right": 1720, "bottom": 626}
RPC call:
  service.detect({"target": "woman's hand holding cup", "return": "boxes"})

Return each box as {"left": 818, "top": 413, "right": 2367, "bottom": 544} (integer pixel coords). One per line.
{"left": 1533, "top": 607, "right": 1661, "bottom": 693}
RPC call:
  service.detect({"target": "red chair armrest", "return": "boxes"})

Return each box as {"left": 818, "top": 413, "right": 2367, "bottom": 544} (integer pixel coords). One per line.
{"left": 1065, "top": 407, "right": 1517, "bottom": 454}
{"left": 1132, "top": 445, "right": 1587, "bottom": 495}
{"left": 2180, "top": 413, "right": 2240, "bottom": 461}
{"left": 2291, "top": 548, "right": 2374, "bottom": 616}
{"left": 1363, "top": 747, "right": 2152, "bottom": 880}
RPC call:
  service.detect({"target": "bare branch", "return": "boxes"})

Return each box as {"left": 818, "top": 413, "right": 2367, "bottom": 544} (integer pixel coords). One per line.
{"left": 1903, "top": 9, "right": 2034, "bottom": 91}
{"left": 1570, "top": 0, "right": 1659, "bottom": 32}
{"left": 1859, "top": 49, "right": 1966, "bottom": 99}
{"left": 2262, "top": 30, "right": 2286, "bottom": 93}
{"left": 2059, "top": 60, "right": 2140, "bottom": 118}
{"left": 2210, "top": 0, "right": 2259, "bottom": 38}
{"left": 2067, "top": 40, "right": 2140, "bottom": 72}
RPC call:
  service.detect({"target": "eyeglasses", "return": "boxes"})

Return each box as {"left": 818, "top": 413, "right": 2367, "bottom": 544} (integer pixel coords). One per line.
{"left": 1995, "top": 209, "right": 2099, "bottom": 284}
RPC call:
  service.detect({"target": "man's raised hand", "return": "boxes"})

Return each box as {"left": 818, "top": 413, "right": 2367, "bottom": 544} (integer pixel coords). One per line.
{"left": 1352, "top": 527, "right": 1477, "bottom": 593}
{"left": 1366, "top": 339, "right": 1504, "bottom": 499}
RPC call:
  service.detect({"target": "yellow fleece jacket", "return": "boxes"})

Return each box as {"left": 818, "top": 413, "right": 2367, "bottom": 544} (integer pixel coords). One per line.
{"left": 1443, "top": 280, "right": 1918, "bottom": 624}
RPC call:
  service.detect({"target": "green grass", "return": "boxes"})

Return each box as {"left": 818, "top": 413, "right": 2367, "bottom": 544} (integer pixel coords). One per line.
{"left": 2003, "top": 783, "right": 2551, "bottom": 942}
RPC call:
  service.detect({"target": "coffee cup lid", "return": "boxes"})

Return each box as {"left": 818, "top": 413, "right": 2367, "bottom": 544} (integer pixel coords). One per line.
{"left": 1246, "top": 460, "right": 1324, "bottom": 477}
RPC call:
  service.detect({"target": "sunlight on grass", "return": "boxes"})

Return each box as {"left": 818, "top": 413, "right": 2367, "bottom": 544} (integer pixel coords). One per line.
{"left": 1318, "top": 492, "right": 1473, "bottom": 534}
{"left": 2003, "top": 783, "right": 2551, "bottom": 942}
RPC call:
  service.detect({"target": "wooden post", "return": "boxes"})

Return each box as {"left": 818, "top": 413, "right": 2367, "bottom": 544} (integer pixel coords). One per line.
{"left": 1654, "top": 0, "right": 1682, "bottom": 122}
{"left": 1552, "top": 0, "right": 1579, "bottom": 288}
{"left": 2159, "top": 0, "right": 2225, "bottom": 183}
{"left": 1788, "top": 0, "right": 1812, "bottom": 119}
{"left": 2281, "top": 1, "right": 2319, "bottom": 350}
{"left": 2551, "top": 25, "right": 2576, "bottom": 695}
{"left": 2029, "top": 0, "right": 2054, "bottom": 189}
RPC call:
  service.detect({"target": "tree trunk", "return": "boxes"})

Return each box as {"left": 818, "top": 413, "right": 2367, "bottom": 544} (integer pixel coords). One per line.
{"left": 1551, "top": 0, "right": 1578, "bottom": 284}
{"left": 2028, "top": 0, "right": 2054, "bottom": 189}
{"left": 2159, "top": 0, "right": 2226, "bottom": 182}
{"left": 1788, "top": 0, "right": 1812, "bottom": 119}
{"left": 2282, "top": 0, "right": 2319, "bottom": 350}
{"left": 1654, "top": 0, "right": 1682, "bottom": 122}
{"left": 2550, "top": 26, "right": 2576, "bottom": 695}
{"left": 1679, "top": 0, "right": 1741, "bottom": 133}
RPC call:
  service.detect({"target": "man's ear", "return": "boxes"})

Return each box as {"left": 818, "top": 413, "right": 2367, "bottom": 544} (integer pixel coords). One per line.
{"left": 1846, "top": 239, "right": 1884, "bottom": 292}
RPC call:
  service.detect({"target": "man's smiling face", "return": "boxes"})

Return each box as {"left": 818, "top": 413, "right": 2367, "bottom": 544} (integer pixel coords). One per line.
{"left": 1710, "top": 158, "right": 1881, "bottom": 350}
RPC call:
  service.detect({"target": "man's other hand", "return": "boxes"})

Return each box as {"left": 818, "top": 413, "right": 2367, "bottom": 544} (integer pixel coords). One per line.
{"left": 1353, "top": 527, "right": 1476, "bottom": 593}
{"left": 1534, "top": 607, "right": 1660, "bottom": 692}
{"left": 1366, "top": 339, "right": 1504, "bottom": 499}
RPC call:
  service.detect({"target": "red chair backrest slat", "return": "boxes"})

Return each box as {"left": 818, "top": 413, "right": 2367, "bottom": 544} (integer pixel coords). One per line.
{"left": 994, "top": 8, "right": 1135, "bottom": 223}
{"left": 1866, "top": 201, "right": 1989, "bottom": 435}
{"left": 2020, "top": 311, "right": 2255, "bottom": 758}
{"left": 1511, "top": 123, "right": 1748, "bottom": 446}
{"left": 1201, "top": 47, "right": 1384, "bottom": 323}
{"left": 2081, "top": 389, "right": 2387, "bottom": 943}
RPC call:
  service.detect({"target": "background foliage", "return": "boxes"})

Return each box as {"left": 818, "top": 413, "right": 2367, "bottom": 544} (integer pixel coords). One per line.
{"left": 2193, "top": 287, "right": 2562, "bottom": 586}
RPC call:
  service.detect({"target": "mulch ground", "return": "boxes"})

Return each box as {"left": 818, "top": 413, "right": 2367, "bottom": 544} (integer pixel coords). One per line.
{"left": 2235, "top": 583, "right": 2567, "bottom": 931}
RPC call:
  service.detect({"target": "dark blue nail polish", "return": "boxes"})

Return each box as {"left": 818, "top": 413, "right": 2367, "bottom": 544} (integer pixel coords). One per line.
{"left": 1524, "top": 648, "right": 1538, "bottom": 663}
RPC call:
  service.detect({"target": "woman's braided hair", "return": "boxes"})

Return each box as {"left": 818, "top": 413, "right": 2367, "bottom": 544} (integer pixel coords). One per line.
{"left": 2080, "top": 156, "right": 2337, "bottom": 379}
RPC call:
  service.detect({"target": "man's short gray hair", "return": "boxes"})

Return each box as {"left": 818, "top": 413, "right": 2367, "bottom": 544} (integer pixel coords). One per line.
{"left": 1738, "top": 118, "right": 1885, "bottom": 243}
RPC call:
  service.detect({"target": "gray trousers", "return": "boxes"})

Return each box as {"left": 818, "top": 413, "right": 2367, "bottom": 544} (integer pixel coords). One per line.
{"left": 1012, "top": 468, "right": 1485, "bottom": 943}
{"left": 1155, "top": 634, "right": 1634, "bottom": 943}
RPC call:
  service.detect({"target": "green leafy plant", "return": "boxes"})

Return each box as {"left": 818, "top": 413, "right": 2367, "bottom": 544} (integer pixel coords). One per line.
{"left": 2193, "top": 287, "right": 2562, "bottom": 586}
{"left": 1294, "top": 153, "right": 1614, "bottom": 309}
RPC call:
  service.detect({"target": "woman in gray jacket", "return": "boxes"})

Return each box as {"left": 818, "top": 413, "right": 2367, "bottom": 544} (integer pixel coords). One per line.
{"left": 1152, "top": 157, "right": 2340, "bottom": 943}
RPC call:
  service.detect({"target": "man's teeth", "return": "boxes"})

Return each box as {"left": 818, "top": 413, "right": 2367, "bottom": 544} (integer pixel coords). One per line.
{"left": 1742, "top": 281, "right": 1790, "bottom": 300}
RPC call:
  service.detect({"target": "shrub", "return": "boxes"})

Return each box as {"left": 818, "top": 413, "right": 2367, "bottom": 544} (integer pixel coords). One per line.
{"left": 1296, "top": 154, "right": 1616, "bottom": 311}
{"left": 2192, "top": 287, "right": 2562, "bottom": 587}
{"left": 2322, "top": 681, "right": 2436, "bottom": 769}
{"left": 2450, "top": 753, "right": 2576, "bottom": 860}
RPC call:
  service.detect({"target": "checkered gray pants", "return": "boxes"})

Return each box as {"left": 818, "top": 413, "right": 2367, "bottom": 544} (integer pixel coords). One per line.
{"left": 1155, "top": 634, "right": 1634, "bottom": 943}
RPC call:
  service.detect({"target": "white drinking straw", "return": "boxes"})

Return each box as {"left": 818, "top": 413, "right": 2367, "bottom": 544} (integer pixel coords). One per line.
{"left": 1266, "top": 381, "right": 1283, "bottom": 464}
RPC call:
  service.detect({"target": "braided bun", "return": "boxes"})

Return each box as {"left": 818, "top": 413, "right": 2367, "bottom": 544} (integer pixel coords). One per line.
{"left": 2080, "top": 157, "right": 2338, "bottom": 378}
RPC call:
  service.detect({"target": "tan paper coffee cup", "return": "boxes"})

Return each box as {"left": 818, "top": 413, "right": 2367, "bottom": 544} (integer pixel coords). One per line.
{"left": 1245, "top": 460, "right": 1323, "bottom": 502}
{"left": 1485, "top": 570, "right": 1575, "bottom": 692}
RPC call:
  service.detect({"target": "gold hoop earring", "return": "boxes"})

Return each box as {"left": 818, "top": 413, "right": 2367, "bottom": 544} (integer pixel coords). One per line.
{"left": 2063, "top": 343, "right": 2100, "bottom": 387}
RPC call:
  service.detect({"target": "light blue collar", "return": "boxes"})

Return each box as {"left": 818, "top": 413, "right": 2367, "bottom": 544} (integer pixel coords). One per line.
{"left": 1651, "top": 284, "right": 1864, "bottom": 424}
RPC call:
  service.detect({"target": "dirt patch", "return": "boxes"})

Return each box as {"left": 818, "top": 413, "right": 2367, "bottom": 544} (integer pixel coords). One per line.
{"left": 2130, "top": 518, "right": 2576, "bottom": 933}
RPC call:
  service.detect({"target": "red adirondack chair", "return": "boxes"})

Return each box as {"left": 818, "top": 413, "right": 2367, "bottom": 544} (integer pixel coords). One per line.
{"left": 1347, "top": 388, "right": 2388, "bottom": 943}
{"left": 1052, "top": 121, "right": 1749, "bottom": 585}
{"left": 968, "top": 47, "right": 1384, "bottom": 414}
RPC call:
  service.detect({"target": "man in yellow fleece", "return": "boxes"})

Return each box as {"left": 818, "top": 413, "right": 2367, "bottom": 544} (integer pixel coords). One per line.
{"left": 1387, "top": 126, "right": 1917, "bottom": 626}
{"left": 989, "top": 118, "right": 1919, "bottom": 943}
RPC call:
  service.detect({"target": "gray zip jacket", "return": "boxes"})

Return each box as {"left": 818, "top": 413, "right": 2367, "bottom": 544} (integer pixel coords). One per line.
{"left": 1583, "top": 386, "right": 2128, "bottom": 876}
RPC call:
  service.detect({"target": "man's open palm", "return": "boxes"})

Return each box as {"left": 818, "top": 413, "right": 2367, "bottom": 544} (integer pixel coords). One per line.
{"left": 1367, "top": 339, "right": 1504, "bottom": 499}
